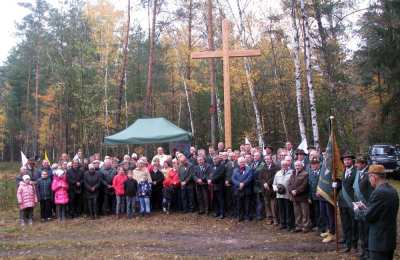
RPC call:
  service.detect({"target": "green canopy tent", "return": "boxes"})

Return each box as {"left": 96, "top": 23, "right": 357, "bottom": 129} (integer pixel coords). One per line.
{"left": 104, "top": 117, "right": 192, "bottom": 145}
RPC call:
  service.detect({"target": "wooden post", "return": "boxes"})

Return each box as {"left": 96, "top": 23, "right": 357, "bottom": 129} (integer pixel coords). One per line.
{"left": 222, "top": 20, "right": 232, "bottom": 148}
{"left": 330, "top": 115, "right": 339, "bottom": 252}
{"left": 191, "top": 19, "right": 261, "bottom": 148}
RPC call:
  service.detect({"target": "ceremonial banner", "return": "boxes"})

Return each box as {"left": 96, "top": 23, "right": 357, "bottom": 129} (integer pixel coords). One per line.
{"left": 317, "top": 125, "right": 343, "bottom": 206}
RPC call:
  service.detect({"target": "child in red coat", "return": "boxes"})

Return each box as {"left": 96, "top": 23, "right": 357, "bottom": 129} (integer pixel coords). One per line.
{"left": 113, "top": 167, "right": 128, "bottom": 217}
{"left": 17, "top": 175, "right": 38, "bottom": 226}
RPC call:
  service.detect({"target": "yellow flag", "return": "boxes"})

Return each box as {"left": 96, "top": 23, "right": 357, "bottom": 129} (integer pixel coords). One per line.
{"left": 44, "top": 150, "right": 50, "bottom": 164}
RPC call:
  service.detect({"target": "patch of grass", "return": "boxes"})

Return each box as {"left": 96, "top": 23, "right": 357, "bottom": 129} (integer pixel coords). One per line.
{"left": 0, "top": 162, "right": 19, "bottom": 211}
{"left": 0, "top": 162, "right": 19, "bottom": 173}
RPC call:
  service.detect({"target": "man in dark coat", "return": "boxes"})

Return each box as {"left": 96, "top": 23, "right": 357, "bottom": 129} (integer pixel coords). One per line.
{"left": 308, "top": 158, "right": 324, "bottom": 233}
{"left": 354, "top": 164, "right": 399, "bottom": 260}
{"left": 252, "top": 151, "right": 267, "bottom": 220}
{"left": 150, "top": 158, "right": 165, "bottom": 211}
{"left": 261, "top": 154, "right": 279, "bottom": 225}
{"left": 338, "top": 152, "right": 358, "bottom": 253}
{"left": 353, "top": 156, "right": 373, "bottom": 259}
{"left": 178, "top": 155, "right": 195, "bottom": 213}
{"left": 206, "top": 146, "right": 216, "bottom": 165}
{"left": 193, "top": 156, "right": 212, "bottom": 214}
{"left": 100, "top": 159, "right": 116, "bottom": 215}
{"left": 209, "top": 155, "right": 226, "bottom": 219}
{"left": 287, "top": 160, "right": 310, "bottom": 232}
{"left": 84, "top": 164, "right": 102, "bottom": 219}
{"left": 67, "top": 160, "right": 83, "bottom": 218}
{"left": 222, "top": 152, "right": 234, "bottom": 217}
{"left": 232, "top": 157, "right": 253, "bottom": 222}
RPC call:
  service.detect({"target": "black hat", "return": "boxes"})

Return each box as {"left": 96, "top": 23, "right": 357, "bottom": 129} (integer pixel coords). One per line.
{"left": 310, "top": 158, "right": 320, "bottom": 164}
{"left": 264, "top": 145, "right": 273, "bottom": 151}
{"left": 341, "top": 152, "right": 355, "bottom": 161}
{"left": 277, "top": 184, "right": 286, "bottom": 195}
{"left": 356, "top": 155, "right": 368, "bottom": 164}
{"left": 295, "top": 149, "right": 306, "bottom": 156}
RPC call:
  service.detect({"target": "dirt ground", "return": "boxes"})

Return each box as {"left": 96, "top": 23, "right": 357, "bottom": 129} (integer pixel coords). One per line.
{"left": 1, "top": 163, "right": 399, "bottom": 259}
{"left": 0, "top": 210, "right": 377, "bottom": 259}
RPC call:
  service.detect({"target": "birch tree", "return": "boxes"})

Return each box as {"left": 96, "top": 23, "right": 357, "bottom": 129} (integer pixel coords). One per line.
{"left": 300, "top": 0, "right": 320, "bottom": 149}
{"left": 290, "top": 0, "right": 307, "bottom": 143}
{"left": 230, "top": 0, "right": 264, "bottom": 148}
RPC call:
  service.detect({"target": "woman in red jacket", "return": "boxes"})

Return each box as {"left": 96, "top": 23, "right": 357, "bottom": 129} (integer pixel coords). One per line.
{"left": 112, "top": 167, "right": 128, "bottom": 217}
{"left": 162, "top": 159, "right": 180, "bottom": 214}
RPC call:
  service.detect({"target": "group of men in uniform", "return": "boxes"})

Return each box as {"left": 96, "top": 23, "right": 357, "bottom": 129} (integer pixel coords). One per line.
{"left": 336, "top": 153, "right": 399, "bottom": 260}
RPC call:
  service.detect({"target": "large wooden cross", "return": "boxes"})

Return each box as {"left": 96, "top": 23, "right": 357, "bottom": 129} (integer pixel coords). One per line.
{"left": 191, "top": 19, "right": 261, "bottom": 148}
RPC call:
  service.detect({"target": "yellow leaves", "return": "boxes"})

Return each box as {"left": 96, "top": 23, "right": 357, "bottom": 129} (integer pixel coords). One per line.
{"left": 86, "top": 0, "right": 123, "bottom": 65}
{"left": 38, "top": 85, "right": 60, "bottom": 149}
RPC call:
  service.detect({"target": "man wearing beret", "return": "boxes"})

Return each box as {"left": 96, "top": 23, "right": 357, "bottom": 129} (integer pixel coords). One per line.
{"left": 353, "top": 156, "right": 373, "bottom": 259}
{"left": 338, "top": 152, "right": 358, "bottom": 253}
{"left": 354, "top": 164, "right": 399, "bottom": 260}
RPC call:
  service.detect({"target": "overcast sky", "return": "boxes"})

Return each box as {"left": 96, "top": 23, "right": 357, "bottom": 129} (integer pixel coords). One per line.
{"left": 0, "top": 0, "right": 368, "bottom": 65}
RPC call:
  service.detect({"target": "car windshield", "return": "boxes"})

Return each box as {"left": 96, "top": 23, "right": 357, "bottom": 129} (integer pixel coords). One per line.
{"left": 371, "top": 146, "right": 395, "bottom": 155}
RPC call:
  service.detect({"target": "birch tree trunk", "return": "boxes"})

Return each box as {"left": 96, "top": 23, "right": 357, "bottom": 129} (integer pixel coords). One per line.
{"left": 183, "top": 77, "right": 195, "bottom": 138}
{"left": 206, "top": 0, "right": 217, "bottom": 147}
{"left": 144, "top": 0, "right": 157, "bottom": 116}
{"left": 290, "top": 0, "right": 307, "bottom": 143}
{"left": 174, "top": 48, "right": 195, "bottom": 138}
{"left": 236, "top": 1, "right": 264, "bottom": 148}
{"left": 300, "top": 0, "right": 320, "bottom": 149}
{"left": 244, "top": 60, "right": 264, "bottom": 148}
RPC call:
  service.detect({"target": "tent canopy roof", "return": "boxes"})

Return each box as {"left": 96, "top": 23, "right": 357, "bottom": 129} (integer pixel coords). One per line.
{"left": 104, "top": 117, "right": 192, "bottom": 145}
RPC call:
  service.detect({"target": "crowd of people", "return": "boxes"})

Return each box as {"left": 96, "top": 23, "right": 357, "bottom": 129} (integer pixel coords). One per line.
{"left": 16, "top": 141, "right": 399, "bottom": 260}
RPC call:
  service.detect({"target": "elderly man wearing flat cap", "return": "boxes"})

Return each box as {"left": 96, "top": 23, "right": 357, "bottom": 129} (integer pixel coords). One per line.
{"left": 353, "top": 156, "right": 373, "bottom": 259}
{"left": 354, "top": 164, "right": 399, "bottom": 260}
{"left": 338, "top": 152, "right": 358, "bottom": 253}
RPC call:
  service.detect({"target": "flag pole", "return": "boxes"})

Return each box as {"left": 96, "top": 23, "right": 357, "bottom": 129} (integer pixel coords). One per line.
{"left": 330, "top": 115, "right": 339, "bottom": 252}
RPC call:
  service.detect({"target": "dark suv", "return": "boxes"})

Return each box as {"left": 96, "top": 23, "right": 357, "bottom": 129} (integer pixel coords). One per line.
{"left": 368, "top": 144, "right": 400, "bottom": 176}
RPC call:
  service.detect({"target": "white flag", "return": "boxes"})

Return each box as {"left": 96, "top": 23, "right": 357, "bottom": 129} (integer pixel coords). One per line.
{"left": 73, "top": 153, "right": 79, "bottom": 161}
{"left": 297, "top": 139, "right": 308, "bottom": 154}
{"left": 21, "top": 151, "right": 28, "bottom": 167}
{"left": 244, "top": 137, "right": 251, "bottom": 146}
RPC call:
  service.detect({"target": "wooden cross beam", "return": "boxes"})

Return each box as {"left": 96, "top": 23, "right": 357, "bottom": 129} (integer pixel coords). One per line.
{"left": 191, "top": 19, "right": 261, "bottom": 148}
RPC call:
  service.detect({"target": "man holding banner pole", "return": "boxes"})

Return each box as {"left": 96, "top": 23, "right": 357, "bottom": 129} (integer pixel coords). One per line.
{"left": 317, "top": 116, "right": 344, "bottom": 250}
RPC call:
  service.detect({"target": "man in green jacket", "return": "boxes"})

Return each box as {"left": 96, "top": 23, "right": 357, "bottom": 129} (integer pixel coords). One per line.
{"left": 354, "top": 164, "right": 399, "bottom": 260}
